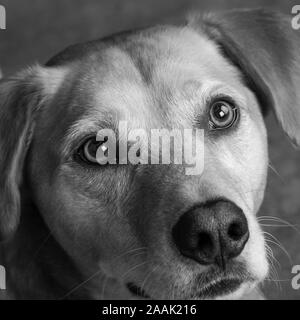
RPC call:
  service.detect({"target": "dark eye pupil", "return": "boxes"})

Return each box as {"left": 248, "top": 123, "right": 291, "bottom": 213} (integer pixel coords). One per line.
{"left": 214, "top": 104, "right": 230, "bottom": 120}
{"left": 88, "top": 139, "right": 100, "bottom": 156}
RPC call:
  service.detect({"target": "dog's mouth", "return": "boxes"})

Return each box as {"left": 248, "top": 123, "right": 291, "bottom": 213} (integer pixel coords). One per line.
{"left": 126, "top": 277, "right": 244, "bottom": 300}
{"left": 193, "top": 278, "right": 243, "bottom": 299}
{"left": 126, "top": 282, "right": 151, "bottom": 299}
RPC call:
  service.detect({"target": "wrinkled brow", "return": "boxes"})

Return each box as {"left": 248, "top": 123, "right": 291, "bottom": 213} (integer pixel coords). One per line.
{"left": 61, "top": 117, "right": 118, "bottom": 159}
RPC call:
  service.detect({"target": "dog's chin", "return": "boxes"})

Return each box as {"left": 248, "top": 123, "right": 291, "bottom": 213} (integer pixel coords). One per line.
{"left": 126, "top": 262, "right": 259, "bottom": 300}
{"left": 191, "top": 278, "right": 248, "bottom": 300}
{"left": 126, "top": 278, "right": 256, "bottom": 300}
{"left": 125, "top": 263, "right": 258, "bottom": 300}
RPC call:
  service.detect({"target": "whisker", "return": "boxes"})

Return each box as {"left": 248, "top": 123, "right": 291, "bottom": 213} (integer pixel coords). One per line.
{"left": 263, "top": 232, "right": 292, "bottom": 265}
{"left": 265, "top": 279, "right": 291, "bottom": 282}
{"left": 111, "top": 247, "right": 147, "bottom": 263}
{"left": 25, "top": 232, "right": 52, "bottom": 269}
{"left": 268, "top": 162, "right": 285, "bottom": 183}
{"left": 266, "top": 246, "right": 281, "bottom": 268}
{"left": 60, "top": 246, "right": 147, "bottom": 299}
{"left": 268, "top": 250, "right": 282, "bottom": 290}
{"left": 59, "top": 268, "right": 103, "bottom": 300}
{"left": 260, "top": 224, "right": 298, "bottom": 228}
{"left": 259, "top": 216, "right": 300, "bottom": 236}
{"left": 264, "top": 243, "right": 281, "bottom": 290}
{"left": 121, "top": 261, "right": 149, "bottom": 280}
{"left": 101, "top": 274, "right": 109, "bottom": 300}
{"left": 140, "top": 265, "right": 159, "bottom": 297}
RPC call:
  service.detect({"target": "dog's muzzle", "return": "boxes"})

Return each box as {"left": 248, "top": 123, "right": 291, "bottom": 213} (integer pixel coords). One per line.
{"left": 126, "top": 199, "right": 251, "bottom": 299}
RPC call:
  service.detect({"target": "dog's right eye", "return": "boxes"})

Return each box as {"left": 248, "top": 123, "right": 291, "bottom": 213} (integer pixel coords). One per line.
{"left": 76, "top": 137, "right": 108, "bottom": 164}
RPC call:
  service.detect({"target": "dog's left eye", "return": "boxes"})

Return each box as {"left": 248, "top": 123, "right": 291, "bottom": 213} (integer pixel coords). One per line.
{"left": 209, "top": 100, "right": 239, "bottom": 130}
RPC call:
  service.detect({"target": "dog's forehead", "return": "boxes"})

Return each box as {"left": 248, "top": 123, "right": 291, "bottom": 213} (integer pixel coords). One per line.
{"left": 64, "top": 26, "right": 243, "bottom": 129}
{"left": 39, "top": 25, "right": 246, "bottom": 155}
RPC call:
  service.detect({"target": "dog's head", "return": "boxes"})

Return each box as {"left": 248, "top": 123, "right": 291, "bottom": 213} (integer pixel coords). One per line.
{"left": 1, "top": 9, "right": 300, "bottom": 299}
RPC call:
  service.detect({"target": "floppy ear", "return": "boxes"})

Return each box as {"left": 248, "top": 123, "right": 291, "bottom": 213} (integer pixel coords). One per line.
{"left": 0, "top": 67, "right": 46, "bottom": 240}
{"left": 190, "top": 9, "right": 300, "bottom": 146}
{"left": 0, "top": 65, "right": 67, "bottom": 241}
{"left": 0, "top": 68, "right": 42, "bottom": 240}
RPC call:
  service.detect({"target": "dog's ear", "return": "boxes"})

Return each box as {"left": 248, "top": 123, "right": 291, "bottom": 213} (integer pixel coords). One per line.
{"left": 0, "top": 68, "right": 44, "bottom": 240}
{"left": 0, "top": 66, "right": 66, "bottom": 240}
{"left": 190, "top": 9, "right": 300, "bottom": 146}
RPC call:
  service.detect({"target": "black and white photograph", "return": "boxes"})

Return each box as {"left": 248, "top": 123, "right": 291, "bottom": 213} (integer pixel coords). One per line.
{"left": 0, "top": 0, "right": 300, "bottom": 305}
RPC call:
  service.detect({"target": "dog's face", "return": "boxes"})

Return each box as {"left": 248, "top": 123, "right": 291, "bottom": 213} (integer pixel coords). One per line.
{"left": 27, "top": 27, "right": 269, "bottom": 299}
{"left": 1, "top": 9, "right": 300, "bottom": 299}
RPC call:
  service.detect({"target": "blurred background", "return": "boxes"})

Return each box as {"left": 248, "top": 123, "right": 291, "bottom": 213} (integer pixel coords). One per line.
{"left": 0, "top": 0, "right": 300, "bottom": 300}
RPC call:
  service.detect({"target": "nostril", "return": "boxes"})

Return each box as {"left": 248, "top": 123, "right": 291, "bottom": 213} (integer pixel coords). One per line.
{"left": 197, "top": 232, "right": 214, "bottom": 257}
{"left": 172, "top": 211, "right": 218, "bottom": 265}
{"left": 227, "top": 221, "right": 246, "bottom": 241}
{"left": 227, "top": 222, "right": 244, "bottom": 240}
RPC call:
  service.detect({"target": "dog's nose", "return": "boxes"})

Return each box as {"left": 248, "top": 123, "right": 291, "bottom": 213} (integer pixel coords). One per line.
{"left": 172, "top": 200, "right": 249, "bottom": 268}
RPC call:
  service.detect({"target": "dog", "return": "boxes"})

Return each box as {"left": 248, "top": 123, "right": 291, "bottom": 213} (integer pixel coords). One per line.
{"left": 0, "top": 8, "right": 299, "bottom": 300}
